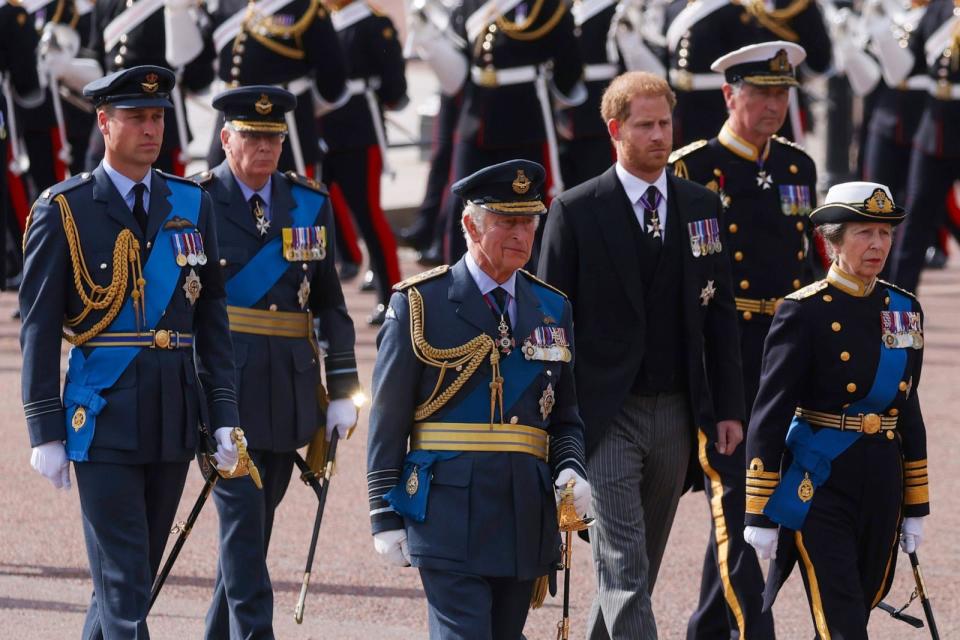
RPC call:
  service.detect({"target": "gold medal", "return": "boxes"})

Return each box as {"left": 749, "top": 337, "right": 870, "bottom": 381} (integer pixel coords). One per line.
{"left": 406, "top": 466, "right": 419, "bottom": 496}
{"left": 176, "top": 254, "right": 188, "bottom": 267}
{"left": 72, "top": 407, "right": 87, "bottom": 431}
{"left": 798, "top": 472, "right": 814, "bottom": 502}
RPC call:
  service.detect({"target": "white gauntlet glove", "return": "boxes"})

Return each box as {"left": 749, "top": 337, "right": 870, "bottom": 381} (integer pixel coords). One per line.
{"left": 373, "top": 529, "right": 411, "bottom": 567}
{"left": 744, "top": 526, "right": 779, "bottom": 560}
{"left": 899, "top": 517, "right": 925, "bottom": 554}
{"left": 325, "top": 398, "right": 358, "bottom": 441}
{"left": 213, "top": 427, "right": 243, "bottom": 471}
{"left": 555, "top": 468, "right": 592, "bottom": 517}
{"left": 30, "top": 441, "right": 71, "bottom": 490}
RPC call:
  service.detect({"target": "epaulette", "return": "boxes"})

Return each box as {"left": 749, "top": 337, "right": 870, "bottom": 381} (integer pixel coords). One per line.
{"left": 189, "top": 170, "right": 215, "bottom": 187}
{"left": 38, "top": 171, "right": 93, "bottom": 203}
{"left": 668, "top": 139, "right": 709, "bottom": 165}
{"left": 393, "top": 265, "right": 450, "bottom": 291}
{"left": 785, "top": 279, "right": 828, "bottom": 301}
{"left": 285, "top": 170, "right": 328, "bottom": 194}
{"left": 878, "top": 279, "right": 918, "bottom": 301}
{"left": 772, "top": 135, "right": 807, "bottom": 153}
{"left": 519, "top": 269, "right": 568, "bottom": 299}
{"left": 157, "top": 169, "right": 202, "bottom": 187}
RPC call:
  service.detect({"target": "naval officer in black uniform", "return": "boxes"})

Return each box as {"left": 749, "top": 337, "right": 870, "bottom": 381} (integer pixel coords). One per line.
{"left": 744, "top": 181, "right": 929, "bottom": 640}
{"left": 20, "top": 65, "right": 241, "bottom": 638}
{"left": 669, "top": 41, "right": 818, "bottom": 640}
{"left": 195, "top": 85, "right": 362, "bottom": 640}
{"left": 367, "top": 159, "right": 590, "bottom": 639}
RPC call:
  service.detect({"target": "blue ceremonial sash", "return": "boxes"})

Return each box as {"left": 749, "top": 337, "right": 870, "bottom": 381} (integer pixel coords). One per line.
{"left": 224, "top": 184, "right": 325, "bottom": 307}
{"left": 764, "top": 288, "right": 912, "bottom": 530}
{"left": 440, "top": 285, "right": 565, "bottom": 423}
{"left": 64, "top": 181, "right": 201, "bottom": 461}
{"left": 384, "top": 450, "right": 461, "bottom": 522}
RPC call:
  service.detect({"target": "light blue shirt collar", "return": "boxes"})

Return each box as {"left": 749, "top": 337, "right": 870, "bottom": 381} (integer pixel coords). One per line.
{"left": 102, "top": 159, "right": 152, "bottom": 214}
{"left": 464, "top": 251, "right": 517, "bottom": 326}
{"left": 234, "top": 175, "right": 273, "bottom": 218}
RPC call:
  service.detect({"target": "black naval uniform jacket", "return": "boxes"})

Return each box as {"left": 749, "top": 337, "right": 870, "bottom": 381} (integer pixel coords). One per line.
{"left": 366, "top": 259, "right": 587, "bottom": 579}
{"left": 910, "top": 0, "right": 960, "bottom": 159}
{"left": 538, "top": 167, "right": 745, "bottom": 460}
{"left": 20, "top": 166, "right": 239, "bottom": 463}
{"left": 321, "top": 0, "right": 408, "bottom": 151}
{"left": 195, "top": 161, "right": 360, "bottom": 452}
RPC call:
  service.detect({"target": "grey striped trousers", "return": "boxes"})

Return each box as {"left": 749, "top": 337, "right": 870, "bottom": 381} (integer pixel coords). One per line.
{"left": 586, "top": 392, "right": 693, "bottom": 640}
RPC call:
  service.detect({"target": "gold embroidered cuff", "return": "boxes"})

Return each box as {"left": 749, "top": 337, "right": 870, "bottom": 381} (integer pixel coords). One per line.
{"left": 746, "top": 495, "right": 769, "bottom": 514}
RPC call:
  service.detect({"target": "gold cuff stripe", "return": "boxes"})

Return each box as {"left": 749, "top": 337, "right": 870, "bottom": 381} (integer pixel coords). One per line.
{"left": 904, "top": 471, "right": 928, "bottom": 479}
{"left": 903, "top": 459, "right": 927, "bottom": 470}
{"left": 747, "top": 470, "right": 780, "bottom": 479}
{"left": 796, "top": 531, "right": 832, "bottom": 640}
{"left": 735, "top": 296, "right": 782, "bottom": 316}
{"left": 745, "top": 495, "right": 769, "bottom": 515}
{"left": 746, "top": 478, "right": 780, "bottom": 487}
{"left": 746, "top": 487, "right": 776, "bottom": 496}
{"left": 227, "top": 306, "right": 312, "bottom": 338}
{"left": 905, "top": 478, "right": 928, "bottom": 487}
{"left": 412, "top": 422, "right": 548, "bottom": 460}
{"left": 904, "top": 485, "right": 929, "bottom": 505}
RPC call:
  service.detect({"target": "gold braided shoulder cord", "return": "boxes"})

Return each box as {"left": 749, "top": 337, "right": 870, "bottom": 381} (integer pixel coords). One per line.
{"left": 407, "top": 286, "right": 505, "bottom": 425}
{"left": 496, "top": 0, "right": 567, "bottom": 41}
{"left": 51, "top": 194, "right": 146, "bottom": 346}
{"left": 241, "top": 0, "right": 319, "bottom": 60}
{"left": 735, "top": 0, "right": 809, "bottom": 41}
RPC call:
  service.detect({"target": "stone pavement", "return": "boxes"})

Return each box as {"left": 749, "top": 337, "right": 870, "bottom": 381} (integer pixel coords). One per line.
{"left": 1, "top": 249, "right": 958, "bottom": 639}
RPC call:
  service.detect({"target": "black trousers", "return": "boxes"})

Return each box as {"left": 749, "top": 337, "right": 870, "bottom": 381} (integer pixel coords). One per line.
{"left": 204, "top": 449, "right": 297, "bottom": 640}
{"left": 419, "top": 568, "right": 534, "bottom": 640}
{"left": 76, "top": 460, "right": 190, "bottom": 640}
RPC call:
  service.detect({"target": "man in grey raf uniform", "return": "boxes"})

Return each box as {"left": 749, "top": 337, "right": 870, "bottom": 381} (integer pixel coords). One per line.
{"left": 20, "top": 65, "right": 242, "bottom": 638}
{"left": 194, "top": 85, "right": 361, "bottom": 640}
{"left": 366, "top": 159, "right": 591, "bottom": 639}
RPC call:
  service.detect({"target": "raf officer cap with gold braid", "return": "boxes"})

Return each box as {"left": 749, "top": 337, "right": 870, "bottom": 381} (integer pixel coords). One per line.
{"left": 212, "top": 85, "right": 297, "bottom": 134}
{"left": 809, "top": 181, "right": 907, "bottom": 226}
{"left": 83, "top": 65, "right": 175, "bottom": 109}
{"left": 451, "top": 159, "right": 548, "bottom": 216}
{"left": 711, "top": 41, "right": 806, "bottom": 87}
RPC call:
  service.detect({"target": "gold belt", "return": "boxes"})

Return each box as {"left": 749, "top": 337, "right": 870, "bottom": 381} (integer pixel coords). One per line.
{"left": 795, "top": 407, "right": 898, "bottom": 435}
{"left": 735, "top": 297, "right": 783, "bottom": 316}
{"left": 226, "top": 305, "right": 311, "bottom": 338}
{"left": 411, "top": 422, "right": 548, "bottom": 460}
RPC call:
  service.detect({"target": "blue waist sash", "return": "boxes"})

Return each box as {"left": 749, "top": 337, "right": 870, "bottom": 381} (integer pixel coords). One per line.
{"left": 384, "top": 450, "right": 461, "bottom": 522}
{"left": 764, "top": 288, "right": 911, "bottom": 530}
{"left": 225, "top": 184, "right": 325, "bottom": 308}
{"left": 64, "top": 181, "right": 201, "bottom": 461}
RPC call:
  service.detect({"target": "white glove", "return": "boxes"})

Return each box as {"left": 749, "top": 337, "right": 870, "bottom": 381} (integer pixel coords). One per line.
{"left": 325, "top": 398, "right": 358, "bottom": 441}
{"left": 744, "top": 525, "right": 778, "bottom": 560}
{"left": 213, "top": 427, "right": 242, "bottom": 471}
{"left": 30, "top": 441, "right": 71, "bottom": 490}
{"left": 555, "top": 468, "right": 592, "bottom": 517}
{"left": 373, "top": 529, "right": 411, "bottom": 567}
{"left": 900, "top": 517, "right": 925, "bottom": 554}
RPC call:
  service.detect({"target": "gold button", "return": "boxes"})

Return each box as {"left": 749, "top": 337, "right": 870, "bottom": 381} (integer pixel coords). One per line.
{"left": 899, "top": 381, "right": 908, "bottom": 391}
{"left": 510, "top": 416, "right": 519, "bottom": 424}
{"left": 146, "top": 241, "right": 152, "bottom": 249}
{"left": 740, "top": 280, "right": 750, "bottom": 290}
{"left": 729, "top": 223, "right": 738, "bottom": 234}
{"left": 796, "top": 221, "right": 804, "bottom": 232}
{"left": 269, "top": 304, "right": 278, "bottom": 311}
{"left": 793, "top": 279, "right": 801, "bottom": 288}
{"left": 840, "top": 351, "right": 850, "bottom": 361}
{"left": 885, "top": 431, "right": 895, "bottom": 440}
{"left": 219, "top": 258, "right": 227, "bottom": 266}
{"left": 789, "top": 164, "right": 799, "bottom": 174}
{"left": 847, "top": 382, "right": 857, "bottom": 393}
{"left": 713, "top": 168, "right": 722, "bottom": 177}
{"left": 734, "top": 251, "right": 744, "bottom": 261}
{"left": 823, "top": 295, "right": 832, "bottom": 302}
{"left": 743, "top": 311, "right": 753, "bottom": 321}
{"left": 888, "top": 408, "right": 899, "bottom": 416}
{"left": 831, "top": 322, "right": 841, "bottom": 332}
{"left": 797, "top": 251, "right": 804, "bottom": 260}
{"left": 884, "top": 296, "right": 890, "bottom": 305}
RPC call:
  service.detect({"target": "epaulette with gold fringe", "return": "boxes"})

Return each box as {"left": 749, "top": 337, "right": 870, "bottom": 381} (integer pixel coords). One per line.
{"left": 519, "top": 269, "right": 567, "bottom": 298}
{"left": 878, "top": 279, "right": 918, "bottom": 301}
{"left": 393, "top": 265, "right": 450, "bottom": 291}
{"left": 668, "top": 139, "right": 708, "bottom": 165}
{"left": 785, "top": 279, "right": 828, "bottom": 300}
{"left": 772, "top": 134, "right": 807, "bottom": 153}
{"left": 285, "top": 170, "right": 328, "bottom": 194}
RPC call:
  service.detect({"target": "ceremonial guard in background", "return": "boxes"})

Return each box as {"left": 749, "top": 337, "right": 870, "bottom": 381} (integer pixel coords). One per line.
{"left": 86, "top": 0, "right": 213, "bottom": 174}
{"left": 664, "top": 0, "right": 831, "bottom": 146}
{"left": 319, "top": 0, "right": 407, "bottom": 325}
{"left": 889, "top": 0, "right": 960, "bottom": 292}
{"left": 407, "top": 0, "right": 586, "bottom": 263}
{"left": 367, "top": 159, "right": 590, "bottom": 639}
{"left": 20, "top": 66, "right": 242, "bottom": 637}
{"left": 670, "top": 41, "right": 817, "bottom": 640}
{"left": 195, "top": 86, "right": 360, "bottom": 640}
{"left": 744, "top": 181, "right": 929, "bottom": 640}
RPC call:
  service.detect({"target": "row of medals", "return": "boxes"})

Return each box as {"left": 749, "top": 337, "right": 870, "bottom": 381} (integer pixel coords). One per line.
{"left": 174, "top": 233, "right": 208, "bottom": 267}
{"left": 883, "top": 330, "right": 923, "bottom": 349}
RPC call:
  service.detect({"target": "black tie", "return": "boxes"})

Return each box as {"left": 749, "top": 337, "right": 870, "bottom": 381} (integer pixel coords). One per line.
{"left": 640, "top": 185, "right": 662, "bottom": 245}
{"left": 250, "top": 194, "right": 269, "bottom": 236}
{"left": 491, "top": 287, "right": 511, "bottom": 332}
{"left": 132, "top": 183, "right": 147, "bottom": 235}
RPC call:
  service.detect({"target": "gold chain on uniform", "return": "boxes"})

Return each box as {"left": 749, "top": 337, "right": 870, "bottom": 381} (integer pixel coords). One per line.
{"left": 24, "top": 195, "right": 147, "bottom": 346}
{"left": 407, "top": 286, "right": 505, "bottom": 426}
{"left": 486, "top": 0, "right": 567, "bottom": 42}
{"left": 735, "top": 0, "right": 809, "bottom": 42}
{"left": 240, "top": 0, "right": 320, "bottom": 60}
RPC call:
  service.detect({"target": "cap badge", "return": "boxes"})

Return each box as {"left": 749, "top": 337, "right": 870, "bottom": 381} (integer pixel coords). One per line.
{"left": 864, "top": 188, "right": 894, "bottom": 214}
{"left": 141, "top": 73, "right": 159, "bottom": 93}
{"left": 769, "top": 49, "right": 791, "bottom": 73}
{"left": 512, "top": 169, "right": 531, "bottom": 194}
{"left": 255, "top": 93, "right": 273, "bottom": 115}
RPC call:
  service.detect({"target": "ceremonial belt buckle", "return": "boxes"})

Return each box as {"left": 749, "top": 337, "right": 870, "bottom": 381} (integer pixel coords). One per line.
{"left": 478, "top": 66, "right": 498, "bottom": 88}
{"left": 672, "top": 69, "right": 693, "bottom": 92}
{"left": 860, "top": 413, "right": 882, "bottom": 435}
{"left": 150, "top": 329, "right": 178, "bottom": 349}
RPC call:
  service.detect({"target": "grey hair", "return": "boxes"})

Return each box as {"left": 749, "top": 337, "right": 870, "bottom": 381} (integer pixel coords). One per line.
{"left": 461, "top": 202, "right": 489, "bottom": 245}
{"left": 816, "top": 222, "right": 846, "bottom": 262}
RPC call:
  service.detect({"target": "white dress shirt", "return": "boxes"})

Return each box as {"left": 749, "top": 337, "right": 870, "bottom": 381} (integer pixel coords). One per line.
{"left": 103, "top": 159, "right": 152, "bottom": 214}
{"left": 615, "top": 162, "right": 669, "bottom": 240}
{"left": 464, "top": 251, "right": 518, "bottom": 327}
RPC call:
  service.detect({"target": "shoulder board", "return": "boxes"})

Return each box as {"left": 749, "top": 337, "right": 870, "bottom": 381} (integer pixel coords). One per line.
{"left": 785, "top": 279, "right": 828, "bottom": 300}
{"left": 393, "top": 265, "right": 450, "bottom": 291}
{"left": 38, "top": 171, "right": 93, "bottom": 202}
{"left": 285, "top": 170, "right": 328, "bottom": 194}
{"left": 772, "top": 135, "right": 807, "bottom": 153}
{"left": 156, "top": 170, "right": 201, "bottom": 188}
{"left": 519, "top": 269, "right": 568, "bottom": 298}
{"left": 878, "top": 279, "right": 918, "bottom": 301}
{"left": 668, "top": 139, "right": 708, "bottom": 164}
{"left": 189, "top": 170, "right": 216, "bottom": 187}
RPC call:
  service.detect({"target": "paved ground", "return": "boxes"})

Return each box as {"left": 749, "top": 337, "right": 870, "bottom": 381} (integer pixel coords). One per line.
{"left": 1, "top": 250, "right": 958, "bottom": 639}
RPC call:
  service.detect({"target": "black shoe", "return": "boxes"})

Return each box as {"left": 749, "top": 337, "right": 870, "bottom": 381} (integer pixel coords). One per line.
{"left": 367, "top": 303, "right": 387, "bottom": 326}
{"left": 417, "top": 245, "right": 444, "bottom": 267}
{"left": 399, "top": 218, "right": 434, "bottom": 251}
{"left": 925, "top": 246, "right": 948, "bottom": 270}
{"left": 360, "top": 269, "right": 377, "bottom": 292}
{"left": 338, "top": 262, "right": 361, "bottom": 281}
